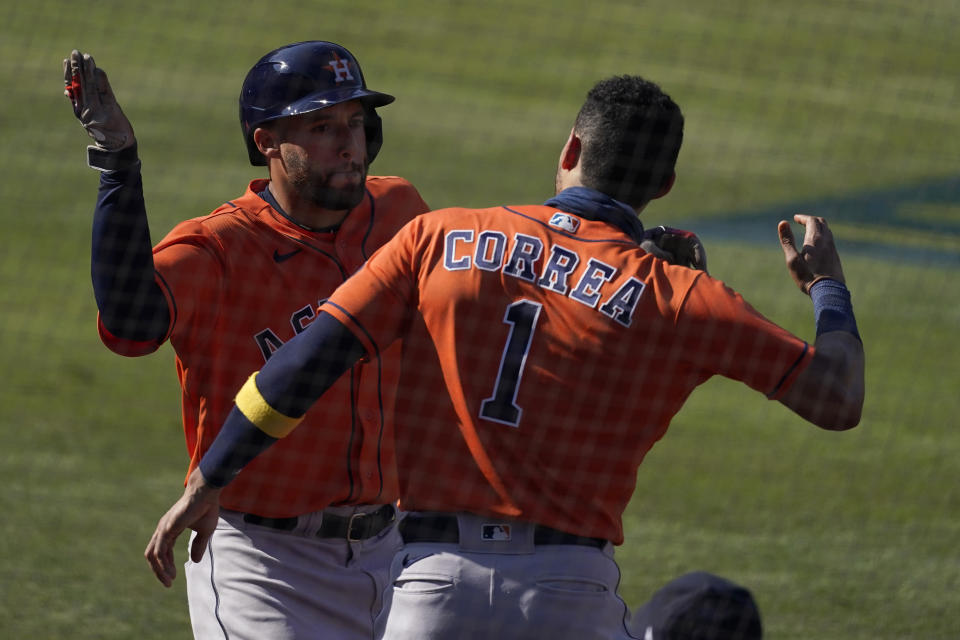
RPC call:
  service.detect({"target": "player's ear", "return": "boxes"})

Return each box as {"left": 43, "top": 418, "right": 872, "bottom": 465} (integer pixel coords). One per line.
{"left": 652, "top": 171, "right": 676, "bottom": 200}
{"left": 560, "top": 130, "right": 582, "bottom": 171}
{"left": 253, "top": 126, "right": 281, "bottom": 161}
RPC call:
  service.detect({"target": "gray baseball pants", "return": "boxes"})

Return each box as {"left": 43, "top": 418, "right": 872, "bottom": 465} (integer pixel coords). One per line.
{"left": 186, "top": 504, "right": 401, "bottom": 640}
{"left": 376, "top": 512, "right": 643, "bottom": 640}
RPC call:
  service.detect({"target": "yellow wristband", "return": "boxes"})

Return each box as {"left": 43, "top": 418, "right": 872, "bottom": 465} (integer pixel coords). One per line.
{"left": 234, "top": 373, "right": 302, "bottom": 438}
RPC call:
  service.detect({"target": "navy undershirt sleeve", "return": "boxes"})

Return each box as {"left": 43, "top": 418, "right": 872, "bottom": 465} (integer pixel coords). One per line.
{"left": 257, "top": 311, "right": 367, "bottom": 416}
{"left": 92, "top": 160, "right": 170, "bottom": 342}
{"left": 199, "top": 407, "right": 279, "bottom": 487}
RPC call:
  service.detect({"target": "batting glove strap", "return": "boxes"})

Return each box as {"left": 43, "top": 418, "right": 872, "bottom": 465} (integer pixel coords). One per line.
{"left": 810, "top": 279, "right": 861, "bottom": 342}
{"left": 87, "top": 142, "right": 139, "bottom": 172}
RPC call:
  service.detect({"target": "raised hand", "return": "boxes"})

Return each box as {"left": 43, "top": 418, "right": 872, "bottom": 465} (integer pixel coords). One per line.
{"left": 778, "top": 214, "right": 846, "bottom": 294}
{"left": 63, "top": 49, "right": 135, "bottom": 152}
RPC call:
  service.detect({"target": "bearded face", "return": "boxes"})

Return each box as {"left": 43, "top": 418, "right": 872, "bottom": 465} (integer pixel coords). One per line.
{"left": 265, "top": 101, "right": 370, "bottom": 214}
{"left": 283, "top": 146, "right": 367, "bottom": 211}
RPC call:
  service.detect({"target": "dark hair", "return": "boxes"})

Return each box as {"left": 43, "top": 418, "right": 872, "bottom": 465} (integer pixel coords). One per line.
{"left": 574, "top": 75, "right": 684, "bottom": 207}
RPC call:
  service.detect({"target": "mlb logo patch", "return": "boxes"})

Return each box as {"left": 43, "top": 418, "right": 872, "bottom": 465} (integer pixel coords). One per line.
{"left": 481, "top": 524, "right": 512, "bottom": 541}
{"left": 549, "top": 212, "right": 581, "bottom": 234}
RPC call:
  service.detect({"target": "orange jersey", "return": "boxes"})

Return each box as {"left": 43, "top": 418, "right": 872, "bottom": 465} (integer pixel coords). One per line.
{"left": 99, "top": 177, "right": 429, "bottom": 516}
{"left": 323, "top": 203, "right": 813, "bottom": 543}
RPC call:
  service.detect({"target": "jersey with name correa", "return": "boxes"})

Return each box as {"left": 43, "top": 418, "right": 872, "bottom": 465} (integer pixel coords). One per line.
{"left": 322, "top": 203, "right": 813, "bottom": 544}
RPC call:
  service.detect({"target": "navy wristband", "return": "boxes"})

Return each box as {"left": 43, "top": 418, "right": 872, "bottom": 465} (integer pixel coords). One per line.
{"left": 810, "top": 279, "right": 861, "bottom": 342}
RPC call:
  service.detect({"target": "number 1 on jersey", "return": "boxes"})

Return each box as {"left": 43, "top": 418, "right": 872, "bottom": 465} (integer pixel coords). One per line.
{"left": 479, "top": 299, "right": 542, "bottom": 427}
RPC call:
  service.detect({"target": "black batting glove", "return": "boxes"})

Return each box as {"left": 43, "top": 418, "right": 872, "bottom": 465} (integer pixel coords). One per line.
{"left": 640, "top": 225, "right": 708, "bottom": 272}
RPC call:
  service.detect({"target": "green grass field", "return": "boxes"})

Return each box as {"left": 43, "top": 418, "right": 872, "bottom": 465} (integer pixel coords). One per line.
{"left": 2, "top": 1, "right": 958, "bottom": 637}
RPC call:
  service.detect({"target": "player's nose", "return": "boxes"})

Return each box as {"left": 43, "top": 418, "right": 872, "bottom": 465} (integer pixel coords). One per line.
{"left": 338, "top": 126, "right": 366, "bottom": 160}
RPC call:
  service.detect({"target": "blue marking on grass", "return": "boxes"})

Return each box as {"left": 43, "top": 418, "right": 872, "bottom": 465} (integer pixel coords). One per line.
{"left": 676, "top": 176, "right": 960, "bottom": 268}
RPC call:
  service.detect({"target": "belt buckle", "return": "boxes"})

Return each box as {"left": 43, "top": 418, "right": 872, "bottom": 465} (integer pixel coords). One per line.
{"left": 347, "top": 506, "right": 395, "bottom": 542}
{"left": 347, "top": 512, "right": 367, "bottom": 542}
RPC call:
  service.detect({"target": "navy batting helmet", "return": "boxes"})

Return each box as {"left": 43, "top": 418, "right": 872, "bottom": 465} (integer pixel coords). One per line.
{"left": 239, "top": 41, "right": 395, "bottom": 166}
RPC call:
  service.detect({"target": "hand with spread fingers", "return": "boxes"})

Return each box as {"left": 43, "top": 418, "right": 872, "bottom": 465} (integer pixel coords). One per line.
{"left": 640, "top": 225, "right": 708, "bottom": 272}
{"left": 144, "top": 468, "right": 222, "bottom": 588}
{"left": 63, "top": 49, "right": 135, "bottom": 152}
{"left": 778, "top": 214, "right": 846, "bottom": 294}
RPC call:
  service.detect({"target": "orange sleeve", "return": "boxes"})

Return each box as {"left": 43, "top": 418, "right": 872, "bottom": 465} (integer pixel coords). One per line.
{"left": 95, "top": 219, "right": 225, "bottom": 356}
{"left": 150, "top": 223, "right": 225, "bottom": 350}
{"left": 96, "top": 314, "right": 166, "bottom": 356}
{"left": 322, "top": 219, "right": 421, "bottom": 358}
{"left": 674, "top": 273, "right": 814, "bottom": 398}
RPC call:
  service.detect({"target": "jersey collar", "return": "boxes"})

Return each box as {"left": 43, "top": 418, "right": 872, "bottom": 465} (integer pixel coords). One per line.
{"left": 543, "top": 187, "right": 645, "bottom": 244}
{"left": 258, "top": 183, "right": 346, "bottom": 234}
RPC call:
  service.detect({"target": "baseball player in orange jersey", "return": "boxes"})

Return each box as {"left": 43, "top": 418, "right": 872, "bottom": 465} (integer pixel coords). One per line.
{"left": 66, "top": 42, "right": 431, "bottom": 639}
{"left": 146, "top": 76, "right": 864, "bottom": 638}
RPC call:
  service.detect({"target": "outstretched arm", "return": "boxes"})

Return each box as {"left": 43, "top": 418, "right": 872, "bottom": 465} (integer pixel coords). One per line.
{"left": 65, "top": 50, "right": 169, "bottom": 344}
{"left": 776, "top": 214, "right": 865, "bottom": 430}
{"left": 144, "top": 311, "right": 366, "bottom": 586}
{"left": 144, "top": 466, "right": 221, "bottom": 588}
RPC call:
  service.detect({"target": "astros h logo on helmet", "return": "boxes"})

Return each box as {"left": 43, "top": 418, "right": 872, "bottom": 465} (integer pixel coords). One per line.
{"left": 325, "top": 53, "right": 354, "bottom": 83}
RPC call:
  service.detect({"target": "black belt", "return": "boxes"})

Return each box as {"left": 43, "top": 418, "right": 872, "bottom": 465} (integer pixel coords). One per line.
{"left": 242, "top": 504, "right": 396, "bottom": 541}
{"left": 399, "top": 515, "right": 607, "bottom": 549}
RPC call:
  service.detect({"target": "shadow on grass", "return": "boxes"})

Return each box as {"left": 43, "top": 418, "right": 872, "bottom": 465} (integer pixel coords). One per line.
{"left": 680, "top": 176, "right": 960, "bottom": 268}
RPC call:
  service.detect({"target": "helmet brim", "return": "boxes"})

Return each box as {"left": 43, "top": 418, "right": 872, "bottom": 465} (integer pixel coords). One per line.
{"left": 267, "top": 87, "right": 394, "bottom": 120}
